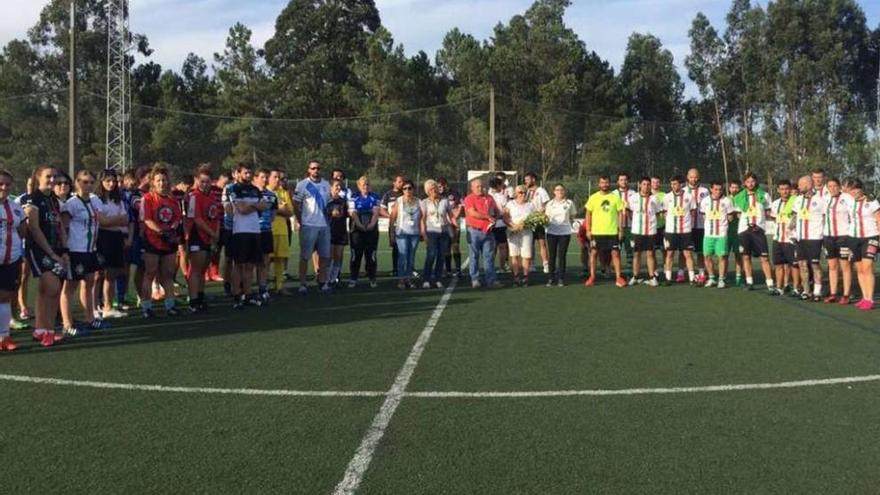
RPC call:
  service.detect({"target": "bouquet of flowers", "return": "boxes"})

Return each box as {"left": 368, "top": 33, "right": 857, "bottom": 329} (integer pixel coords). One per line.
{"left": 522, "top": 211, "right": 550, "bottom": 231}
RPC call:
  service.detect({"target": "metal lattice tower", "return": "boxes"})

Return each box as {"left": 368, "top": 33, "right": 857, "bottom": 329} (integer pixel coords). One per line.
{"left": 105, "top": 0, "right": 131, "bottom": 172}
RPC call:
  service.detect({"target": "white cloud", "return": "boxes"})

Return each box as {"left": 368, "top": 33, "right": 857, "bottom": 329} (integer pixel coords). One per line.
{"left": 0, "top": 0, "right": 46, "bottom": 46}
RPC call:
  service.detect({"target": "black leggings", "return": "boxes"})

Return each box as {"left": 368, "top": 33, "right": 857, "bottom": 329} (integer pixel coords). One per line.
{"left": 546, "top": 234, "right": 571, "bottom": 280}
{"left": 350, "top": 228, "right": 379, "bottom": 281}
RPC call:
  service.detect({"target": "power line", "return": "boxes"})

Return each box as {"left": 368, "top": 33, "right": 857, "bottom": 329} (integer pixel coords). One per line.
{"left": 82, "top": 91, "right": 488, "bottom": 123}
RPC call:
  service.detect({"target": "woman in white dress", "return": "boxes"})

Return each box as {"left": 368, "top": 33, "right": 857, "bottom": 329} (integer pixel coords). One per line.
{"left": 503, "top": 185, "right": 536, "bottom": 287}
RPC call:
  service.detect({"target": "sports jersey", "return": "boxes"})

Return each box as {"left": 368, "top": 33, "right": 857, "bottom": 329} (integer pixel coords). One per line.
{"left": 849, "top": 197, "right": 880, "bottom": 238}
{"left": 792, "top": 194, "right": 826, "bottom": 241}
{"left": 0, "top": 199, "right": 25, "bottom": 264}
{"left": 270, "top": 186, "right": 292, "bottom": 236}
{"left": 228, "top": 182, "right": 262, "bottom": 234}
{"left": 221, "top": 183, "right": 236, "bottom": 231}
{"left": 141, "top": 192, "right": 183, "bottom": 251}
{"left": 626, "top": 194, "right": 661, "bottom": 236}
{"left": 294, "top": 178, "right": 331, "bottom": 228}
{"left": 612, "top": 188, "right": 636, "bottom": 229}
{"left": 770, "top": 197, "right": 795, "bottom": 243}
{"left": 699, "top": 196, "right": 734, "bottom": 238}
{"left": 23, "top": 189, "right": 64, "bottom": 252}
{"left": 652, "top": 190, "right": 666, "bottom": 229}
{"left": 662, "top": 192, "right": 696, "bottom": 234}
{"left": 585, "top": 191, "right": 624, "bottom": 236}
{"left": 126, "top": 187, "right": 144, "bottom": 237}
{"left": 489, "top": 189, "right": 509, "bottom": 227}
{"left": 349, "top": 191, "right": 382, "bottom": 228}
{"left": 186, "top": 188, "right": 222, "bottom": 244}
{"left": 64, "top": 194, "right": 102, "bottom": 253}
{"left": 527, "top": 186, "right": 550, "bottom": 212}
{"left": 824, "top": 193, "right": 853, "bottom": 237}
{"left": 734, "top": 190, "right": 771, "bottom": 233}
{"left": 259, "top": 188, "right": 277, "bottom": 233}
{"left": 685, "top": 184, "right": 710, "bottom": 229}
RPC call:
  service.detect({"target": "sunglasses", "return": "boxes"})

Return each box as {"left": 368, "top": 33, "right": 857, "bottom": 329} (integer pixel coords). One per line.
{"left": 516, "top": 191, "right": 525, "bottom": 195}
{"left": 56, "top": 182, "right": 70, "bottom": 187}
{"left": 402, "top": 186, "right": 414, "bottom": 191}
{"left": 79, "top": 180, "right": 95, "bottom": 185}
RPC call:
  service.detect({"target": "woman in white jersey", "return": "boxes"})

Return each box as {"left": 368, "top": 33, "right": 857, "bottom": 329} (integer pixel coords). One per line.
{"left": 504, "top": 185, "right": 537, "bottom": 287}
{"left": 822, "top": 178, "right": 853, "bottom": 304}
{"left": 95, "top": 169, "right": 130, "bottom": 318}
{"left": 844, "top": 178, "right": 879, "bottom": 311}
{"left": 544, "top": 184, "right": 576, "bottom": 287}
{"left": 0, "top": 170, "right": 27, "bottom": 351}
{"left": 61, "top": 170, "right": 109, "bottom": 335}
{"left": 389, "top": 180, "right": 422, "bottom": 289}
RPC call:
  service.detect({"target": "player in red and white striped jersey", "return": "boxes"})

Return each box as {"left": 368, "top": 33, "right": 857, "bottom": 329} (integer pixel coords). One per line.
{"left": 625, "top": 177, "right": 662, "bottom": 286}
{"left": 685, "top": 168, "right": 710, "bottom": 283}
{"left": 844, "top": 178, "right": 880, "bottom": 311}
{"left": 822, "top": 178, "right": 853, "bottom": 304}
{"left": 699, "top": 181, "right": 735, "bottom": 288}
{"left": 661, "top": 176, "right": 697, "bottom": 285}
{"left": 810, "top": 168, "right": 830, "bottom": 200}
{"left": 791, "top": 176, "right": 827, "bottom": 301}
{"left": 768, "top": 181, "right": 798, "bottom": 296}
{"left": 0, "top": 169, "right": 27, "bottom": 351}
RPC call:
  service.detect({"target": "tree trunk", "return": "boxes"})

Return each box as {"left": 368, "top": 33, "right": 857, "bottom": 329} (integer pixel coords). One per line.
{"left": 713, "top": 99, "right": 730, "bottom": 186}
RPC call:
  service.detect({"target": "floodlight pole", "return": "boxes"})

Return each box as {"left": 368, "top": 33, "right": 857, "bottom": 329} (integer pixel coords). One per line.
{"left": 68, "top": 0, "right": 77, "bottom": 176}
{"left": 489, "top": 87, "right": 496, "bottom": 171}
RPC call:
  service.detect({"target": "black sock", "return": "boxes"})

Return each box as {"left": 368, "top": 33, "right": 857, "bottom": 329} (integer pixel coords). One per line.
{"left": 453, "top": 253, "right": 462, "bottom": 271}
{"left": 445, "top": 254, "right": 452, "bottom": 272}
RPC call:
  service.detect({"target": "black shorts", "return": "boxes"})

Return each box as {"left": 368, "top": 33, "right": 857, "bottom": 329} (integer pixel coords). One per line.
{"left": 848, "top": 236, "right": 879, "bottom": 262}
{"left": 230, "top": 233, "right": 263, "bottom": 264}
{"left": 261, "top": 231, "right": 274, "bottom": 255}
{"left": 27, "top": 247, "right": 67, "bottom": 279}
{"left": 772, "top": 242, "right": 797, "bottom": 266}
{"left": 663, "top": 233, "right": 694, "bottom": 252}
{"left": 692, "top": 229, "right": 705, "bottom": 254}
{"left": 218, "top": 228, "right": 232, "bottom": 249}
{"left": 69, "top": 252, "right": 102, "bottom": 281}
{"left": 738, "top": 228, "right": 769, "bottom": 257}
{"left": 796, "top": 239, "right": 823, "bottom": 264}
{"left": 144, "top": 242, "right": 177, "bottom": 257}
{"left": 823, "top": 236, "right": 849, "bottom": 259}
{"left": 493, "top": 226, "right": 508, "bottom": 244}
{"left": 654, "top": 229, "right": 665, "bottom": 249}
{"left": 533, "top": 226, "right": 546, "bottom": 241}
{"left": 331, "top": 227, "right": 348, "bottom": 247}
{"left": 0, "top": 261, "right": 21, "bottom": 292}
{"left": 590, "top": 235, "right": 620, "bottom": 253}
{"left": 97, "top": 230, "right": 126, "bottom": 269}
{"left": 631, "top": 234, "right": 655, "bottom": 252}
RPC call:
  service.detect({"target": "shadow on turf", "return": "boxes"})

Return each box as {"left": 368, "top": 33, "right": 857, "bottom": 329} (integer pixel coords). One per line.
{"left": 6, "top": 281, "right": 477, "bottom": 355}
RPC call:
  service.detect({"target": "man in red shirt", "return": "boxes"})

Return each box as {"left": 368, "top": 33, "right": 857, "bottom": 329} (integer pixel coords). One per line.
{"left": 463, "top": 178, "right": 500, "bottom": 288}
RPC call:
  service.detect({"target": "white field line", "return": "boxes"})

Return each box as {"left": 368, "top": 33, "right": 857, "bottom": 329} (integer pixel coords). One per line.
{"left": 0, "top": 374, "right": 385, "bottom": 398}
{"left": 332, "top": 267, "right": 463, "bottom": 495}
{"left": 2, "top": 373, "right": 878, "bottom": 400}
{"left": 405, "top": 375, "right": 880, "bottom": 398}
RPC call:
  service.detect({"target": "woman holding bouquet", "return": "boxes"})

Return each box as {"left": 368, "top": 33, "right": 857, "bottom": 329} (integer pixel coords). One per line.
{"left": 545, "top": 184, "right": 576, "bottom": 286}
{"left": 503, "top": 185, "right": 537, "bottom": 287}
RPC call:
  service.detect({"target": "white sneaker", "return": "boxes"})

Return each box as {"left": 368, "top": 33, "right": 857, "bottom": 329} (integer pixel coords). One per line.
{"left": 704, "top": 279, "right": 716, "bottom": 288}
{"left": 627, "top": 276, "right": 638, "bottom": 286}
{"left": 435, "top": 281, "right": 444, "bottom": 289}
{"left": 93, "top": 309, "right": 102, "bottom": 320}
{"left": 102, "top": 308, "right": 127, "bottom": 319}
{"left": 347, "top": 280, "right": 357, "bottom": 289}
{"left": 543, "top": 265, "right": 550, "bottom": 274}
{"left": 298, "top": 286, "right": 308, "bottom": 295}
{"left": 471, "top": 280, "right": 482, "bottom": 289}
{"left": 717, "top": 280, "right": 727, "bottom": 289}
{"left": 369, "top": 280, "right": 378, "bottom": 289}
{"left": 646, "top": 277, "right": 659, "bottom": 287}
{"left": 422, "top": 281, "right": 431, "bottom": 289}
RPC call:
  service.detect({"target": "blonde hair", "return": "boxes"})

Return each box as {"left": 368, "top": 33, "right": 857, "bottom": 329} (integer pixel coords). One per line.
{"left": 357, "top": 176, "right": 370, "bottom": 187}
{"left": 423, "top": 179, "right": 437, "bottom": 195}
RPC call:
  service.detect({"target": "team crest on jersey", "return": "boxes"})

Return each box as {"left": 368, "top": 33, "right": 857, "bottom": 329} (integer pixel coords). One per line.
{"left": 157, "top": 205, "right": 174, "bottom": 223}
{"left": 207, "top": 203, "right": 222, "bottom": 220}
{"left": 600, "top": 200, "right": 611, "bottom": 212}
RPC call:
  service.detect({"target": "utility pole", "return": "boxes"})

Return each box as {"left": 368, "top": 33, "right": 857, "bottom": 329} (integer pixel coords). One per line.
{"left": 68, "top": 0, "right": 77, "bottom": 176}
{"left": 488, "top": 87, "right": 496, "bottom": 171}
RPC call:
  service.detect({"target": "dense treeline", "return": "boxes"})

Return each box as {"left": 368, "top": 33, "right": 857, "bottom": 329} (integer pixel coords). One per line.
{"left": 0, "top": 0, "right": 878, "bottom": 187}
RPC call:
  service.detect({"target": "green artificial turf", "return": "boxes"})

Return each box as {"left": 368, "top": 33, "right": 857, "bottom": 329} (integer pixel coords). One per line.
{"left": 3, "top": 232, "right": 880, "bottom": 493}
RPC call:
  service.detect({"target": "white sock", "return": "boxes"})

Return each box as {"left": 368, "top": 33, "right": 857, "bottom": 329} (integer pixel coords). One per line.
{"left": 814, "top": 283, "right": 822, "bottom": 296}
{"left": 698, "top": 268, "right": 705, "bottom": 276}
{"left": 688, "top": 270, "right": 695, "bottom": 282}
{"left": 0, "top": 302, "right": 10, "bottom": 338}
{"left": 767, "top": 280, "right": 775, "bottom": 288}
{"left": 746, "top": 276, "right": 754, "bottom": 285}
{"left": 665, "top": 270, "right": 672, "bottom": 280}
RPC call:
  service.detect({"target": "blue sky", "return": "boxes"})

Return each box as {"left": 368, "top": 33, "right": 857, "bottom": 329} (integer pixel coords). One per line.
{"left": 1, "top": 0, "right": 878, "bottom": 98}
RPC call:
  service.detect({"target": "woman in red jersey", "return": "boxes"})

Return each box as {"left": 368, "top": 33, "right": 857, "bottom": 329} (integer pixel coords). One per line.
{"left": 140, "top": 164, "right": 183, "bottom": 318}
{"left": 186, "top": 165, "right": 221, "bottom": 312}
